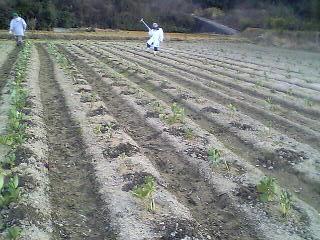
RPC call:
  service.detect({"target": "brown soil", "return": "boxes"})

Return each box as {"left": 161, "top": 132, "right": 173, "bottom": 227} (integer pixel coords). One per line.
{"left": 59, "top": 45, "right": 260, "bottom": 240}
{"left": 36, "top": 44, "right": 114, "bottom": 239}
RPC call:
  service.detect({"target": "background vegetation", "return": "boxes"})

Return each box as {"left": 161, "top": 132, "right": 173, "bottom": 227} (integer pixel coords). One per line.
{"left": 0, "top": 0, "right": 319, "bottom": 32}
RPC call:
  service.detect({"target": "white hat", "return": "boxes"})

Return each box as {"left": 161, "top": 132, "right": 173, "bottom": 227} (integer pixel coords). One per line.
{"left": 153, "top": 23, "right": 159, "bottom": 28}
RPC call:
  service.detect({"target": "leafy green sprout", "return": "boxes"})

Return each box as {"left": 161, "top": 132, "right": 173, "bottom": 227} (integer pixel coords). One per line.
{"left": 152, "top": 101, "right": 165, "bottom": 115}
{"left": 265, "top": 97, "right": 277, "bottom": 111}
{"left": 208, "top": 148, "right": 221, "bottom": 165}
{"left": 1, "top": 152, "right": 16, "bottom": 169}
{"left": 94, "top": 123, "right": 115, "bottom": 139}
{"left": 286, "top": 88, "right": 294, "bottom": 97}
{"left": 162, "top": 103, "right": 185, "bottom": 125}
{"left": 227, "top": 103, "right": 237, "bottom": 115}
{"left": 304, "top": 98, "right": 313, "bottom": 107}
{"left": 7, "top": 226, "right": 22, "bottom": 240}
{"left": 257, "top": 176, "right": 278, "bottom": 202}
{"left": 0, "top": 174, "right": 20, "bottom": 208}
{"left": 132, "top": 176, "right": 156, "bottom": 212}
{"left": 183, "top": 128, "right": 195, "bottom": 140}
{"left": 279, "top": 190, "right": 293, "bottom": 217}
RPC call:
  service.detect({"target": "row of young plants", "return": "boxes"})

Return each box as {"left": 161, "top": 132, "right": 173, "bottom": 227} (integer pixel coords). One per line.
{"left": 68, "top": 45, "right": 301, "bottom": 225}
{"left": 45, "top": 44, "right": 205, "bottom": 239}
{"left": 92, "top": 42, "right": 319, "bottom": 138}
{"left": 84, "top": 43, "right": 319, "bottom": 189}
{"left": 65, "top": 43, "right": 320, "bottom": 238}
{"left": 0, "top": 42, "right": 32, "bottom": 239}
{"left": 108, "top": 42, "right": 320, "bottom": 122}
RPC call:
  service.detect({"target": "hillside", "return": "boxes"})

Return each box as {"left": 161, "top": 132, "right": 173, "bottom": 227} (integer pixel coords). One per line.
{"left": 0, "top": 0, "right": 319, "bottom": 32}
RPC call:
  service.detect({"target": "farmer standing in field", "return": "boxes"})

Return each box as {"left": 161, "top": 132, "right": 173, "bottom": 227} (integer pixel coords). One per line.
{"left": 141, "top": 19, "right": 164, "bottom": 56}
{"left": 9, "top": 13, "right": 27, "bottom": 46}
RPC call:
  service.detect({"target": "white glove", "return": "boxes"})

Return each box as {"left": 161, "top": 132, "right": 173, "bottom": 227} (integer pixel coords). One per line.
{"left": 9, "top": 31, "right": 12, "bottom": 34}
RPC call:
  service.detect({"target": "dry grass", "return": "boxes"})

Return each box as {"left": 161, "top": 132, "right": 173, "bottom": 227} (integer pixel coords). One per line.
{"left": 0, "top": 29, "right": 240, "bottom": 41}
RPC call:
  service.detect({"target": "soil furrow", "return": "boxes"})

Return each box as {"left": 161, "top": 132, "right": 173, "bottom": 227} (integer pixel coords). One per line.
{"left": 36, "top": 44, "right": 110, "bottom": 239}
{"left": 84, "top": 43, "right": 320, "bottom": 149}
{"left": 0, "top": 46, "right": 19, "bottom": 94}
{"left": 162, "top": 48, "right": 320, "bottom": 93}
{"left": 112, "top": 43, "right": 320, "bottom": 118}
{"left": 162, "top": 44, "right": 320, "bottom": 82}
{"left": 59, "top": 44, "right": 259, "bottom": 240}
{"left": 168, "top": 42, "right": 320, "bottom": 78}
{"left": 75, "top": 45, "right": 320, "bottom": 212}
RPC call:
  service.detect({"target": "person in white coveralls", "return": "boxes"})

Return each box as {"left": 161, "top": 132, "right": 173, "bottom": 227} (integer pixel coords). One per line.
{"left": 147, "top": 23, "right": 164, "bottom": 55}
{"left": 9, "top": 13, "right": 27, "bottom": 46}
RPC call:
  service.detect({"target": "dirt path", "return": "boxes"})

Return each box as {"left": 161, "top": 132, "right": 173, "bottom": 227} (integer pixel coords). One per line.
{"left": 60, "top": 45, "right": 259, "bottom": 240}
{"left": 36, "top": 44, "right": 111, "bottom": 239}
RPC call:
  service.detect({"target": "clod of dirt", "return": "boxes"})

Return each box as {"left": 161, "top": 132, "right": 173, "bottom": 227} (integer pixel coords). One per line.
{"left": 120, "top": 90, "right": 136, "bottom": 95}
{"left": 103, "top": 142, "right": 140, "bottom": 159}
{"left": 73, "top": 78, "right": 88, "bottom": 85}
{"left": 80, "top": 92, "right": 100, "bottom": 103}
{"left": 164, "top": 126, "right": 185, "bottom": 137}
{"left": 76, "top": 86, "right": 92, "bottom": 93}
{"left": 145, "top": 111, "right": 160, "bottom": 118}
{"left": 173, "top": 93, "right": 196, "bottom": 101}
{"left": 98, "top": 121, "right": 120, "bottom": 133}
{"left": 21, "top": 108, "right": 32, "bottom": 116}
{"left": 184, "top": 147, "right": 207, "bottom": 161}
{"left": 15, "top": 146, "right": 34, "bottom": 165}
{"left": 19, "top": 175, "right": 37, "bottom": 191}
{"left": 258, "top": 148, "right": 308, "bottom": 168}
{"left": 229, "top": 122, "right": 255, "bottom": 131}
{"left": 201, "top": 106, "right": 220, "bottom": 114}
{"left": 276, "top": 148, "right": 308, "bottom": 163}
{"left": 23, "top": 118, "right": 37, "bottom": 128}
{"left": 87, "top": 105, "right": 109, "bottom": 117}
{"left": 235, "top": 184, "right": 258, "bottom": 203}
{"left": 111, "top": 81, "right": 127, "bottom": 87}
{"left": 159, "top": 82, "right": 175, "bottom": 90}
{"left": 157, "top": 218, "right": 207, "bottom": 240}
{"left": 136, "top": 99, "right": 151, "bottom": 106}
{"left": 121, "top": 171, "right": 154, "bottom": 192}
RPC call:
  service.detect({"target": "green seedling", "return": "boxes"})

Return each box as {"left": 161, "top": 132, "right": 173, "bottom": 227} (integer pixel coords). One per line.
{"left": 280, "top": 190, "right": 292, "bottom": 217}
{"left": 257, "top": 176, "right": 278, "bottom": 202}
{"left": 152, "top": 101, "right": 165, "bottom": 115}
{"left": 0, "top": 132, "right": 26, "bottom": 148}
{"left": 166, "top": 103, "right": 185, "bottom": 125}
{"left": 132, "top": 176, "right": 156, "bottom": 212}
{"left": 265, "top": 97, "right": 277, "bottom": 111}
{"left": 10, "top": 88, "right": 28, "bottom": 110}
{"left": 227, "top": 103, "right": 237, "bottom": 115}
{"left": 286, "top": 88, "right": 294, "bottom": 97}
{"left": 119, "top": 152, "right": 127, "bottom": 160}
{"left": 8, "top": 118, "right": 26, "bottom": 134}
{"left": 265, "top": 97, "right": 273, "bottom": 105}
{"left": 0, "top": 174, "right": 20, "bottom": 208}
{"left": 208, "top": 148, "right": 221, "bottom": 165}
{"left": 183, "top": 128, "right": 195, "bottom": 140}
{"left": 7, "top": 226, "right": 22, "bottom": 240}
{"left": 254, "top": 80, "right": 264, "bottom": 88}
{"left": 304, "top": 98, "right": 313, "bottom": 107}
{"left": 1, "top": 152, "right": 16, "bottom": 169}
